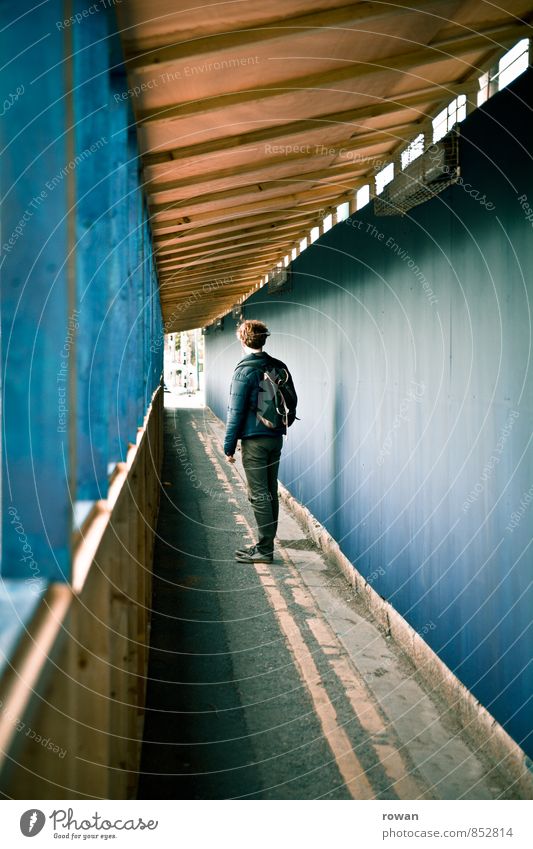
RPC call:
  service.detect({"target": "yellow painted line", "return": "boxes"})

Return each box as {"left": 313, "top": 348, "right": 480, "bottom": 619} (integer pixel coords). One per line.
{"left": 307, "top": 616, "right": 432, "bottom": 800}
{"left": 257, "top": 575, "right": 374, "bottom": 799}
{"left": 195, "top": 427, "right": 374, "bottom": 799}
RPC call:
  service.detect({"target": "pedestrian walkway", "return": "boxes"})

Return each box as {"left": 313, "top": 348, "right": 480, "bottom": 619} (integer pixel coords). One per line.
{"left": 138, "top": 405, "right": 521, "bottom": 800}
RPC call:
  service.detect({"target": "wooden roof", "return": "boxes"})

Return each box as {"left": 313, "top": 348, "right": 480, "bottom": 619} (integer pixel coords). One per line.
{"left": 117, "top": 1, "right": 533, "bottom": 331}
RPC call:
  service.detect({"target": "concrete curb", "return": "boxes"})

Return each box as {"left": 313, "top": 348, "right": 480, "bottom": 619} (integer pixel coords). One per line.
{"left": 278, "top": 482, "right": 533, "bottom": 800}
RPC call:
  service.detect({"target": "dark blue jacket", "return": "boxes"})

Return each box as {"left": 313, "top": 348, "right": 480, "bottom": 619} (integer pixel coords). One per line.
{"left": 223, "top": 352, "right": 296, "bottom": 455}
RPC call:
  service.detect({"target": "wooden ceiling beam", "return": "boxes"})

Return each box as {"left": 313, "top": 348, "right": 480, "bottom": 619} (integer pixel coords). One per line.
{"left": 125, "top": 0, "right": 449, "bottom": 69}
{"left": 153, "top": 207, "right": 315, "bottom": 244}
{"left": 160, "top": 269, "right": 273, "bottom": 289}
{"left": 160, "top": 259, "right": 283, "bottom": 287}
{"left": 155, "top": 220, "right": 311, "bottom": 257}
{"left": 141, "top": 78, "right": 468, "bottom": 168}
{"left": 160, "top": 261, "right": 282, "bottom": 287}
{"left": 161, "top": 285, "right": 260, "bottom": 305}
{"left": 161, "top": 279, "right": 259, "bottom": 295}
{"left": 149, "top": 159, "right": 377, "bottom": 215}
{"left": 160, "top": 279, "right": 266, "bottom": 303}
{"left": 151, "top": 185, "right": 350, "bottom": 233}
{"left": 165, "top": 283, "right": 266, "bottom": 305}
{"left": 162, "top": 289, "right": 265, "bottom": 308}
{"left": 159, "top": 244, "right": 285, "bottom": 273}
{"left": 143, "top": 120, "right": 416, "bottom": 189}
{"left": 137, "top": 21, "right": 527, "bottom": 126}
{"left": 147, "top": 154, "right": 382, "bottom": 203}
{"left": 156, "top": 226, "right": 307, "bottom": 263}
{"left": 162, "top": 297, "right": 258, "bottom": 315}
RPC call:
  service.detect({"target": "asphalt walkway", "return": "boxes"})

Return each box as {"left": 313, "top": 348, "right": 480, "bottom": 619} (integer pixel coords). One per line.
{"left": 138, "top": 399, "right": 519, "bottom": 800}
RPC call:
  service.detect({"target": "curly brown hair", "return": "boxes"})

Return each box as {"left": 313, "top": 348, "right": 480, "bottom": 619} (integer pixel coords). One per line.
{"left": 236, "top": 319, "right": 270, "bottom": 350}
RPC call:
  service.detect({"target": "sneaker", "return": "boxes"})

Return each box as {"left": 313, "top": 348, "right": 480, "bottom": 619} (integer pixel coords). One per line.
{"left": 235, "top": 545, "right": 273, "bottom": 564}
{"left": 235, "top": 544, "right": 256, "bottom": 558}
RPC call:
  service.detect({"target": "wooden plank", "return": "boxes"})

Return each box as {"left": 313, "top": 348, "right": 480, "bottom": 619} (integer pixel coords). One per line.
{"left": 137, "top": 22, "right": 527, "bottom": 125}
{"left": 155, "top": 218, "right": 312, "bottom": 252}
{"left": 160, "top": 278, "right": 263, "bottom": 296}
{"left": 160, "top": 263, "right": 283, "bottom": 290}
{"left": 69, "top": 562, "right": 112, "bottom": 799}
{"left": 159, "top": 245, "right": 284, "bottom": 273}
{"left": 153, "top": 207, "right": 314, "bottom": 242}
{"left": 149, "top": 159, "right": 378, "bottom": 214}
{"left": 0, "top": 584, "right": 72, "bottom": 798}
{"left": 160, "top": 250, "right": 291, "bottom": 276}
{"left": 125, "top": 0, "right": 452, "bottom": 67}
{"left": 147, "top": 156, "right": 370, "bottom": 204}
{"left": 126, "top": 455, "right": 142, "bottom": 800}
{"left": 160, "top": 279, "right": 269, "bottom": 304}
{"left": 150, "top": 174, "right": 360, "bottom": 218}
{"left": 156, "top": 225, "right": 308, "bottom": 262}
{"left": 142, "top": 121, "right": 415, "bottom": 190}
{"left": 145, "top": 139, "right": 398, "bottom": 196}
{"left": 140, "top": 84, "right": 448, "bottom": 167}
{"left": 151, "top": 185, "right": 350, "bottom": 232}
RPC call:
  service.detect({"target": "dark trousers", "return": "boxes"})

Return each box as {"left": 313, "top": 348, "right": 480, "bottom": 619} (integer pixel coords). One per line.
{"left": 241, "top": 436, "right": 283, "bottom": 554}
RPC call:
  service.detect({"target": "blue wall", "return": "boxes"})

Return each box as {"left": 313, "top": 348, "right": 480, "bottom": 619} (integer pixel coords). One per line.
{"left": 206, "top": 70, "right": 533, "bottom": 756}
{"left": 1, "top": 0, "right": 163, "bottom": 581}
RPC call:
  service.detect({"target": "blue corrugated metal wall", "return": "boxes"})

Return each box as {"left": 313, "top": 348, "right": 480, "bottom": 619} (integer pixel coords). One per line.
{"left": 1, "top": 0, "right": 163, "bottom": 581}
{"left": 206, "top": 69, "right": 533, "bottom": 756}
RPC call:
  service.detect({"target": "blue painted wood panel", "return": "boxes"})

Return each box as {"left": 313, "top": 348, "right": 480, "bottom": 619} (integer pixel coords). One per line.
{"left": 1, "top": 0, "right": 73, "bottom": 580}
{"left": 0, "top": 3, "right": 163, "bottom": 580}
{"left": 73, "top": 1, "right": 111, "bottom": 499}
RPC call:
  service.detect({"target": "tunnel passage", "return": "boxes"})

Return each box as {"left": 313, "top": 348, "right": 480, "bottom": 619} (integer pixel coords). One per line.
{"left": 138, "top": 402, "right": 524, "bottom": 801}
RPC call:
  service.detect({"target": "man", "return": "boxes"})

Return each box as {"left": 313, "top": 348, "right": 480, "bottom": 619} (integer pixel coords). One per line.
{"left": 224, "top": 319, "right": 297, "bottom": 563}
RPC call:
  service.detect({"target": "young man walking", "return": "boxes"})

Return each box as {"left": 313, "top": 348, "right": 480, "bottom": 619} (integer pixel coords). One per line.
{"left": 224, "top": 320, "right": 297, "bottom": 563}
